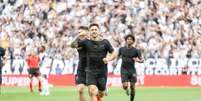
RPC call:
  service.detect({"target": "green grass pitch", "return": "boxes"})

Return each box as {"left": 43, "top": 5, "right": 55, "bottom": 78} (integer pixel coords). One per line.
{"left": 1, "top": 86, "right": 201, "bottom": 101}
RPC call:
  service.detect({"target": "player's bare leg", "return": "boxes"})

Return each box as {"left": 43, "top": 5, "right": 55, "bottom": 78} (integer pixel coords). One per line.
{"left": 77, "top": 84, "right": 86, "bottom": 101}
{"left": 36, "top": 76, "right": 42, "bottom": 92}
{"left": 130, "top": 83, "right": 136, "bottom": 101}
{"left": 122, "top": 82, "right": 129, "bottom": 96}
{"left": 88, "top": 85, "right": 98, "bottom": 101}
{"left": 29, "top": 75, "right": 33, "bottom": 93}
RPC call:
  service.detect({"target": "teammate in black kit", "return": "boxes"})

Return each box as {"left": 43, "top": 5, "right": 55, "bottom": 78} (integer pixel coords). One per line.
{"left": 0, "top": 46, "right": 5, "bottom": 91}
{"left": 77, "top": 23, "right": 116, "bottom": 101}
{"left": 117, "top": 34, "right": 144, "bottom": 101}
{"left": 71, "top": 26, "right": 89, "bottom": 101}
{"left": 0, "top": 40, "right": 8, "bottom": 94}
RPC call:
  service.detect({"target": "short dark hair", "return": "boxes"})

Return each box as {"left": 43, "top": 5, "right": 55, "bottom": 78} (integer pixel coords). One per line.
{"left": 89, "top": 23, "right": 100, "bottom": 29}
{"left": 79, "top": 26, "right": 88, "bottom": 30}
{"left": 124, "top": 34, "right": 135, "bottom": 42}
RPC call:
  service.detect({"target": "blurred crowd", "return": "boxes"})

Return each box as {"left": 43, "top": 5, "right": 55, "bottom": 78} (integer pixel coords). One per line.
{"left": 1, "top": 0, "right": 201, "bottom": 61}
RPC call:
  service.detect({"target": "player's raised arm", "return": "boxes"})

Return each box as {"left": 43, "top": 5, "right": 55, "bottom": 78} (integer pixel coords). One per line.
{"left": 68, "top": 26, "right": 88, "bottom": 48}
{"left": 69, "top": 36, "right": 79, "bottom": 48}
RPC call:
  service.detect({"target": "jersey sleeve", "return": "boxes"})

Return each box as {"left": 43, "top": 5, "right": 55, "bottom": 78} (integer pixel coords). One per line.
{"left": 70, "top": 38, "right": 79, "bottom": 48}
{"left": 77, "top": 39, "right": 87, "bottom": 49}
{"left": 104, "top": 39, "right": 114, "bottom": 53}
{"left": 136, "top": 49, "right": 142, "bottom": 58}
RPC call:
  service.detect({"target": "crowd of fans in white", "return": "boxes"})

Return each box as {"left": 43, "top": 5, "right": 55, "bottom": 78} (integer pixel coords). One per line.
{"left": 1, "top": 0, "right": 201, "bottom": 61}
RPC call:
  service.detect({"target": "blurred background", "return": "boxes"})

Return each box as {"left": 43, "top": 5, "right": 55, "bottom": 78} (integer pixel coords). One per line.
{"left": 0, "top": 0, "right": 201, "bottom": 101}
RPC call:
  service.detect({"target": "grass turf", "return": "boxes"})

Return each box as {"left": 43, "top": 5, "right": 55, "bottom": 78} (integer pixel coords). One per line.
{"left": 0, "top": 86, "right": 201, "bottom": 101}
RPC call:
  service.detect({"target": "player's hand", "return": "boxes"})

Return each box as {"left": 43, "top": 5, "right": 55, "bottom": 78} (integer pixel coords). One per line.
{"left": 133, "top": 57, "right": 144, "bottom": 63}
{"left": 112, "top": 60, "right": 118, "bottom": 67}
{"left": 103, "top": 58, "right": 109, "bottom": 64}
{"left": 78, "top": 32, "right": 86, "bottom": 37}
{"left": 78, "top": 32, "right": 87, "bottom": 40}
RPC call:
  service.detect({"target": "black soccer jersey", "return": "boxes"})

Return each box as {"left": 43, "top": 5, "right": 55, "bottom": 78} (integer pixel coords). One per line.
{"left": 78, "top": 39, "right": 114, "bottom": 73}
{"left": 0, "top": 47, "right": 5, "bottom": 67}
{"left": 77, "top": 39, "right": 87, "bottom": 71}
{"left": 119, "top": 46, "right": 142, "bottom": 71}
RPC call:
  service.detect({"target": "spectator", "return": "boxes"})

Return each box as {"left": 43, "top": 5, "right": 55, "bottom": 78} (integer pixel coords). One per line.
{"left": 0, "top": 0, "right": 201, "bottom": 61}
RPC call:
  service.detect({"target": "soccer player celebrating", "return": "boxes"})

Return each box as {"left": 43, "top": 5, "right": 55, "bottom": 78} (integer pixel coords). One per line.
{"left": 77, "top": 23, "right": 116, "bottom": 101}
{"left": 117, "top": 34, "right": 144, "bottom": 101}
{"left": 26, "top": 50, "right": 42, "bottom": 93}
{"left": 70, "top": 26, "right": 89, "bottom": 101}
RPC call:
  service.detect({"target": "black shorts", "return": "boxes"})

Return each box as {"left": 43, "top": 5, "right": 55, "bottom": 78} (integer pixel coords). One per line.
{"left": 121, "top": 69, "right": 137, "bottom": 83}
{"left": 75, "top": 70, "right": 86, "bottom": 85}
{"left": 28, "top": 68, "right": 40, "bottom": 77}
{"left": 86, "top": 71, "right": 107, "bottom": 91}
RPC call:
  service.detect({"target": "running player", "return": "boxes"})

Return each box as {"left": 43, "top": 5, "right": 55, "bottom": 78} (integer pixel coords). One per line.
{"left": 116, "top": 34, "right": 144, "bottom": 101}
{"left": 77, "top": 23, "right": 116, "bottom": 101}
{"left": 71, "top": 26, "right": 89, "bottom": 101}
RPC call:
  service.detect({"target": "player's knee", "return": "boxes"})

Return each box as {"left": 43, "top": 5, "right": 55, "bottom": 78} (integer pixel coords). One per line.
{"left": 88, "top": 86, "right": 98, "bottom": 96}
{"left": 28, "top": 75, "right": 33, "bottom": 78}
{"left": 78, "top": 86, "right": 85, "bottom": 94}
{"left": 122, "top": 82, "right": 129, "bottom": 90}
{"left": 123, "top": 85, "right": 128, "bottom": 90}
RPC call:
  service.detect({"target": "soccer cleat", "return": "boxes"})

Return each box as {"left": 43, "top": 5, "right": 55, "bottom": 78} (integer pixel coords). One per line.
{"left": 125, "top": 89, "right": 129, "bottom": 96}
